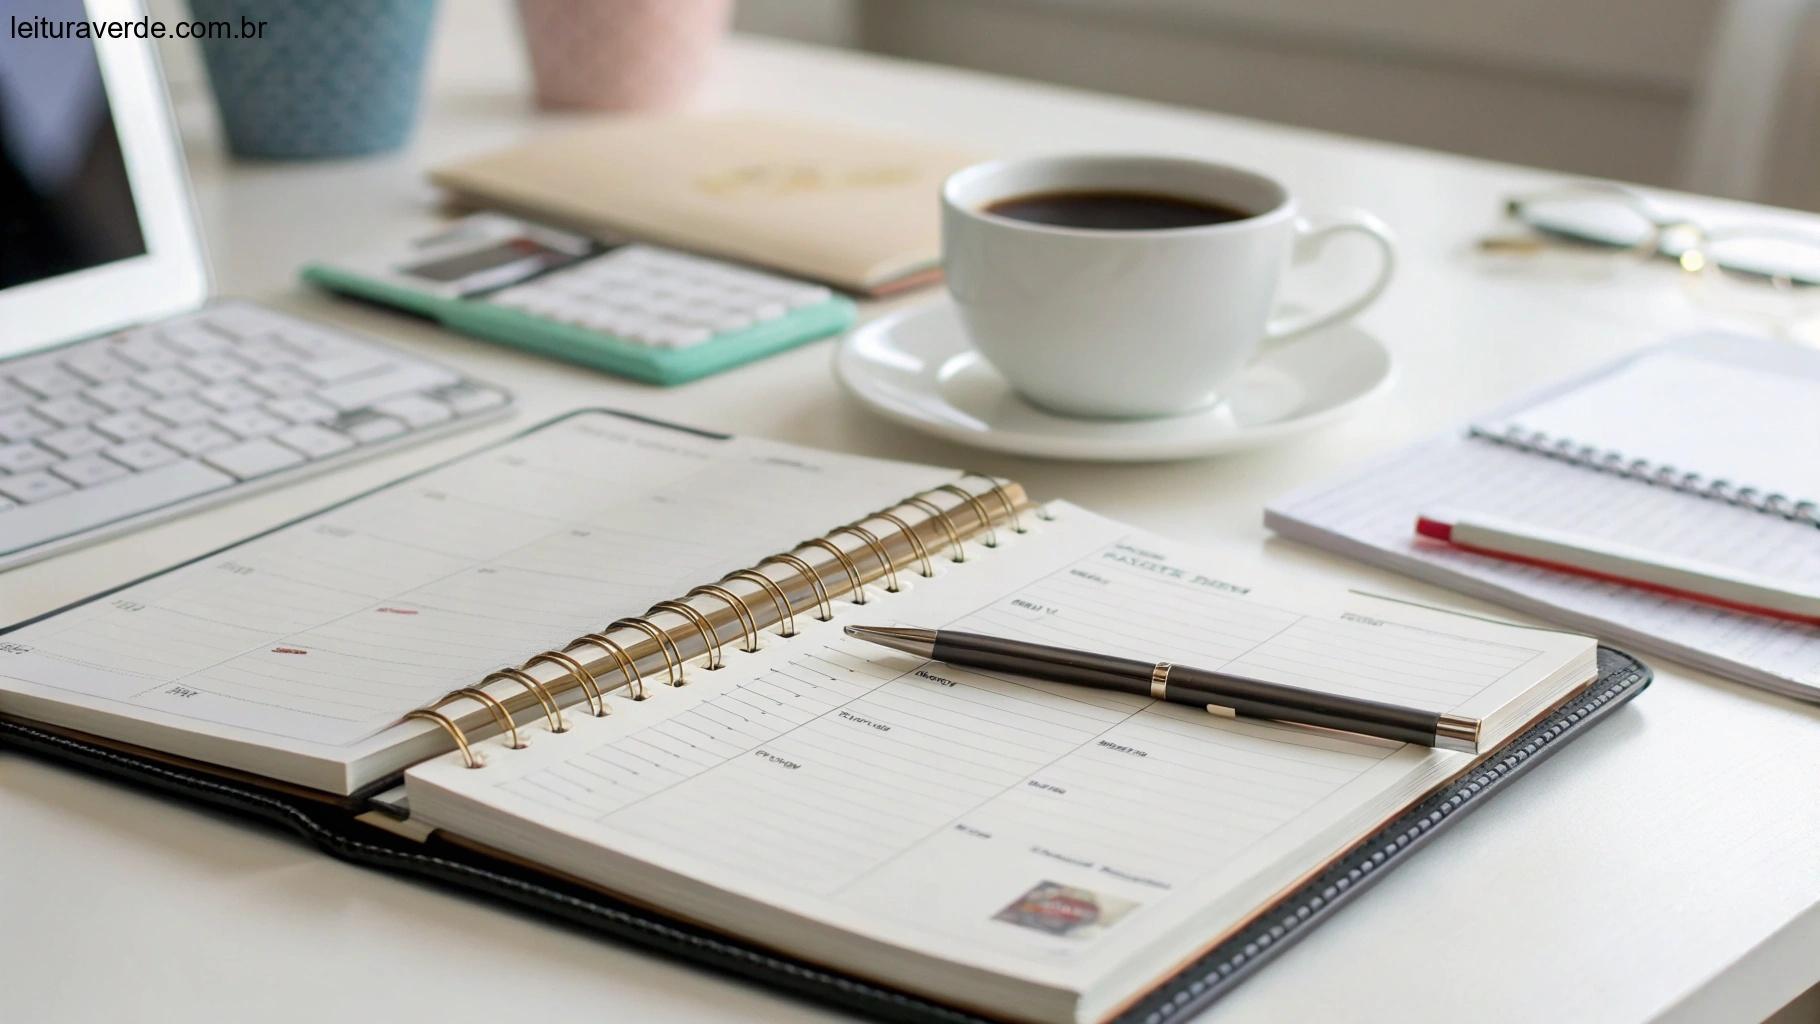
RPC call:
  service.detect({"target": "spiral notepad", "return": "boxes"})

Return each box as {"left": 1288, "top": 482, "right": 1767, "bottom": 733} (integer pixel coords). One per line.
{"left": 1469, "top": 341, "right": 1820, "bottom": 525}
{"left": 1268, "top": 332, "right": 1820, "bottom": 700}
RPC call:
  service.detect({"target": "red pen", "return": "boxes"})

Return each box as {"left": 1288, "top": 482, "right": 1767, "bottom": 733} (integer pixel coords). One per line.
{"left": 1414, "top": 511, "right": 1820, "bottom": 627}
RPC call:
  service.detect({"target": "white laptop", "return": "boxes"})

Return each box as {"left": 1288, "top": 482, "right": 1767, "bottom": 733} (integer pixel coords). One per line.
{"left": 0, "top": 0, "right": 510, "bottom": 571}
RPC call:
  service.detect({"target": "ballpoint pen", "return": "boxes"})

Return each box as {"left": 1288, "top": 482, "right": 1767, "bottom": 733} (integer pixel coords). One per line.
{"left": 844, "top": 624, "right": 1482, "bottom": 752}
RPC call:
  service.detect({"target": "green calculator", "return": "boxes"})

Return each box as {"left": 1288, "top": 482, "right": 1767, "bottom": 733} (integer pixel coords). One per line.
{"left": 302, "top": 214, "right": 856, "bottom": 386}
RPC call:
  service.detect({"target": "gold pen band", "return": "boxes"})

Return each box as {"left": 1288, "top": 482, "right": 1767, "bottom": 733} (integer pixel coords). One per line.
{"left": 1150, "top": 661, "right": 1171, "bottom": 699}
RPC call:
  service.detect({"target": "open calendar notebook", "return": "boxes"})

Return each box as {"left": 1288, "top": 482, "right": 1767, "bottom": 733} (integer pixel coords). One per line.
{"left": 0, "top": 411, "right": 1613, "bottom": 1024}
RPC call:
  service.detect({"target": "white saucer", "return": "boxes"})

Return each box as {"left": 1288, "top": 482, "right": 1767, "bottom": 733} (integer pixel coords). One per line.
{"left": 834, "top": 300, "right": 1395, "bottom": 462}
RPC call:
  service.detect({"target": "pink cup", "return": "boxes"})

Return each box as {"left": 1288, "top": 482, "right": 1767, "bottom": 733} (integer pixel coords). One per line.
{"left": 516, "top": 0, "right": 733, "bottom": 112}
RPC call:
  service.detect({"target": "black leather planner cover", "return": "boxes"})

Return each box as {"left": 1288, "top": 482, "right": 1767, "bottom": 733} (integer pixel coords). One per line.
{"left": 0, "top": 647, "right": 1650, "bottom": 1024}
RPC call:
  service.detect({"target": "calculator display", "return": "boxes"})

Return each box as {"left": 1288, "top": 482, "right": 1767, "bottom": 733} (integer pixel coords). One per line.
{"left": 401, "top": 237, "right": 590, "bottom": 292}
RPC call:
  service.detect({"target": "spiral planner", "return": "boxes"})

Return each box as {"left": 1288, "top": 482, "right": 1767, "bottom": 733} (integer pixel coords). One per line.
{"left": 0, "top": 410, "right": 1649, "bottom": 1023}
{"left": 1269, "top": 331, "right": 1818, "bottom": 700}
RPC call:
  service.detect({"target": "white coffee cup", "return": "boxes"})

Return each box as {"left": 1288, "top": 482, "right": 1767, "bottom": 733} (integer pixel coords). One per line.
{"left": 941, "top": 154, "right": 1395, "bottom": 419}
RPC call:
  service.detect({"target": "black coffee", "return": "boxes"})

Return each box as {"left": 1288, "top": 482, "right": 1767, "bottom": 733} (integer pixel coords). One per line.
{"left": 983, "top": 189, "right": 1250, "bottom": 230}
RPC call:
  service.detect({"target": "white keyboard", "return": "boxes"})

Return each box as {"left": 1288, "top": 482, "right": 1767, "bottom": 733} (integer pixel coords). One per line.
{"left": 0, "top": 301, "right": 510, "bottom": 570}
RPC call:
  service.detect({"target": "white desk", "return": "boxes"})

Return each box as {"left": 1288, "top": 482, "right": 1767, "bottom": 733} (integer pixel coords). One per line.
{"left": 4, "top": 8, "right": 1818, "bottom": 1023}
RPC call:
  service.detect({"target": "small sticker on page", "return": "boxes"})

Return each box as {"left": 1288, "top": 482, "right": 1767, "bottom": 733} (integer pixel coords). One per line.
{"left": 993, "top": 881, "right": 1137, "bottom": 939}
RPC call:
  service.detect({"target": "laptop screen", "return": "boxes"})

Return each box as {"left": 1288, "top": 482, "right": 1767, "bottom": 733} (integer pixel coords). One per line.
{"left": 0, "top": 0, "right": 147, "bottom": 290}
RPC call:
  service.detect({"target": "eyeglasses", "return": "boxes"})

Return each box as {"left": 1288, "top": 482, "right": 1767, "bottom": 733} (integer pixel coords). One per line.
{"left": 1480, "top": 182, "right": 1820, "bottom": 338}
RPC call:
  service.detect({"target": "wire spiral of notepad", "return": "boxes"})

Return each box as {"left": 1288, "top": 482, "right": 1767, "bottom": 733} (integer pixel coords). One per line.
{"left": 401, "top": 475, "right": 1042, "bottom": 768}
{"left": 1469, "top": 423, "right": 1820, "bottom": 526}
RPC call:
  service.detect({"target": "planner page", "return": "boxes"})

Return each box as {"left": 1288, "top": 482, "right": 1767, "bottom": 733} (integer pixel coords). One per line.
{"left": 406, "top": 503, "right": 1591, "bottom": 1020}
{"left": 1268, "top": 431, "right": 1820, "bottom": 699}
{"left": 0, "top": 411, "right": 956, "bottom": 792}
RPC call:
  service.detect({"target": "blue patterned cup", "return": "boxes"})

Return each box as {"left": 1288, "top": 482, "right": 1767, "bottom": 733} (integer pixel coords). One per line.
{"left": 189, "top": 0, "right": 437, "bottom": 159}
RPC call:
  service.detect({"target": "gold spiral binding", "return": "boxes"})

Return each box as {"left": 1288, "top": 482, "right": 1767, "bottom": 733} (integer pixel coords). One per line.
{"left": 651, "top": 599, "right": 725, "bottom": 670}
{"left": 526, "top": 649, "right": 608, "bottom": 717}
{"left": 441, "top": 686, "right": 522, "bottom": 750}
{"left": 611, "top": 616, "right": 686, "bottom": 686}
{"left": 936, "top": 484, "right": 998, "bottom": 548}
{"left": 903, "top": 496, "right": 966, "bottom": 562}
{"left": 963, "top": 473, "right": 1025, "bottom": 534}
{"left": 872, "top": 510, "right": 935, "bottom": 578}
{"left": 801, "top": 537, "right": 867, "bottom": 604}
{"left": 404, "top": 708, "right": 480, "bottom": 768}
{"left": 831, "top": 524, "right": 900, "bottom": 593}
{"left": 404, "top": 475, "right": 1033, "bottom": 767}
{"left": 567, "top": 632, "right": 645, "bottom": 700}
{"left": 484, "top": 667, "right": 567, "bottom": 732}
{"left": 761, "top": 553, "right": 834, "bottom": 620}
{"left": 690, "top": 584, "right": 760, "bottom": 652}
{"left": 723, "top": 569, "right": 797, "bottom": 637}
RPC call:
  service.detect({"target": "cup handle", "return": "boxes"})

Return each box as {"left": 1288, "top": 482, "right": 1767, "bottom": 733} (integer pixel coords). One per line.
{"left": 1263, "top": 210, "right": 1396, "bottom": 344}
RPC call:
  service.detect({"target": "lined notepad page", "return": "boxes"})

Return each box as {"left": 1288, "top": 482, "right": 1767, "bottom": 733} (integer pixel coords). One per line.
{"left": 407, "top": 504, "right": 1587, "bottom": 994}
{"left": 1268, "top": 432, "right": 1820, "bottom": 698}
{"left": 0, "top": 412, "right": 954, "bottom": 780}
{"left": 1480, "top": 349, "right": 1820, "bottom": 506}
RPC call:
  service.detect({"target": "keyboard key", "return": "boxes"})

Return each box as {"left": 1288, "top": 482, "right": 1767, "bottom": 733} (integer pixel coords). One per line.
{"left": 0, "top": 381, "right": 32, "bottom": 410}
{"left": 299, "top": 350, "right": 393, "bottom": 384}
{"left": 50, "top": 454, "right": 129, "bottom": 488}
{"left": 197, "top": 382, "right": 264, "bottom": 411}
{"left": 332, "top": 410, "right": 408, "bottom": 443}
{"left": 112, "top": 332, "right": 185, "bottom": 369}
{"left": 434, "top": 383, "right": 509, "bottom": 415}
{"left": 235, "top": 338, "right": 297, "bottom": 368}
{"left": 12, "top": 365, "right": 85, "bottom": 398}
{"left": 372, "top": 394, "right": 452, "bottom": 429}
{"left": 0, "top": 471, "right": 73, "bottom": 504}
{"left": 203, "top": 438, "right": 304, "bottom": 479}
{"left": 33, "top": 395, "right": 107, "bottom": 427}
{"left": 184, "top": 353, "right": 252, "bottom": 383}
{"left": 158, "top": 423, "right": 235, "bottom": 456}
{"left": 60, "top": 347, "right": 137, "bottom": 383}
{"left": 0, "top": 442, "right": 56, "bottom": 473}
{"left": 104, "top": 439, "right": 181, "bottom": 471}
{"left": 38, "top": 427, "right": 109, "bottom": 459}
{"left": 93, "top": 411, "right": 163, "bottom": 442}
{"left": 318, "top": 364, "right": 457, "bottom": 411}
{"left": 265, "top": 395, "right": 336, "bottom": 423}
{"left": 139, "top": 367, "right": 202, "bottom": 396}
{"left": 86, "top": 380, "right": 155, "bottom": 411}
{"left": 145, "top": 396, "right": 215, "bottom": 426}
{"left": 213, "top": 408, "right": 286, "bottom": 439}
{"left": 247, "top": 368, "right": 313, "bottom": 397}
{"left": 0, "top": 409, "right": 55, "bottom": 441}
{"left": 201, "top": 304, "right": 282, "bottom": 338}
{"left": 160, "top": 323, "right": 232, "bottom": 354}
{"left": 273, "top": 424, "right": 354, "bottom": 459}
{"left": 0, "top": 460, "right": 233, "bottom": 552}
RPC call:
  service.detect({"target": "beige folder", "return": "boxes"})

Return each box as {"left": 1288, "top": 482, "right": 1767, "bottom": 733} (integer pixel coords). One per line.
{"left": 430, "top": 112, "right": 981, "bottom": 295}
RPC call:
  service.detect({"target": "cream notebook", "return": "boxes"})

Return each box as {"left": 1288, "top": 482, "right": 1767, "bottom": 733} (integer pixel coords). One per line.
{"left": 0, "top": 411, "right": 1596, "bottom": 1023}
{"left": 430, "top": 113, "right": 980, "bottom": 295}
